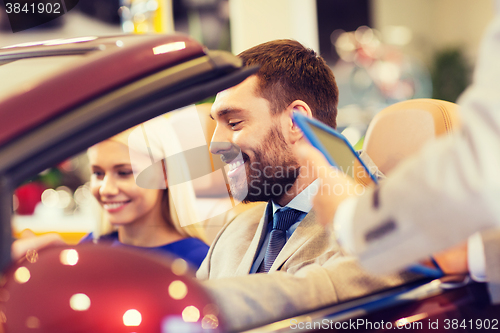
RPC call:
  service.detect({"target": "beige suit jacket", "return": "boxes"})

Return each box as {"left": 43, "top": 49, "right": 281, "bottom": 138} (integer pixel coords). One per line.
{"left": 197, "top": 203, "right": 410, "bottom": 330}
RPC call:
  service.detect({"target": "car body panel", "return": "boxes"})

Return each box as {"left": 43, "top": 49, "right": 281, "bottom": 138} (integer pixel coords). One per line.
{"left": 0, "top": 34, "right": 205, "bottom": 146}
{"left": 242, "top": 276, "right": 500, "bottom": 332}
{"left": 2, "top": 244, "right": 224, "bottom": 332}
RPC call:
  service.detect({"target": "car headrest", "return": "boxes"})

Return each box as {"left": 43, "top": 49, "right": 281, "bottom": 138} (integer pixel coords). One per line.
{"left": 355, "top": 98, "right": 461, "bottom": 186}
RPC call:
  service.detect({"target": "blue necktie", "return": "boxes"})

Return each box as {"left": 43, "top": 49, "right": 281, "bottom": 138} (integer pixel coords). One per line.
{"left": 259, "top": 208, "right": 302, "bottom": 273}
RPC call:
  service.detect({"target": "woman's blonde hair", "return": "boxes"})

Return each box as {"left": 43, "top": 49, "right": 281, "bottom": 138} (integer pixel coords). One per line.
{"left": 92, "top": 114, "right": 207, "bottom": 243}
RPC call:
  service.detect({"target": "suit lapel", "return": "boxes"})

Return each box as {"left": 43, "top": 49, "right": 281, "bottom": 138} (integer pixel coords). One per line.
{"left": 234, "top": 203, "right": 271, "bottom": 276}
{"left": 269, "top": 210, "right": 320, "bottom": 272}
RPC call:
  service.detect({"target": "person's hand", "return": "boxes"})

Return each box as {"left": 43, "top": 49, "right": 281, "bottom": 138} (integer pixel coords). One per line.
{"left": 295, "top": 141, "right": 361, "bottom": 226}
{"left": 418, "top": 242, "right": 468, "bottom": 275}
{"left": 11, "top": 230, "right": 66, "bottom": 262}
{"left": 433, "top": 242, "right": 468, "bottom": 275}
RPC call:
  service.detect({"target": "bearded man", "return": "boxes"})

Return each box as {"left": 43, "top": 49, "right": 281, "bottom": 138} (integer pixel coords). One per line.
{"left": 197, "top": 39, "right": 409, "bottom": 330}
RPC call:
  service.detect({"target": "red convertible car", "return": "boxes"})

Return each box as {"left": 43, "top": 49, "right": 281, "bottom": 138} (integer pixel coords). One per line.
{"left": 0, "top": 34, "right": 498, "bottom": 333}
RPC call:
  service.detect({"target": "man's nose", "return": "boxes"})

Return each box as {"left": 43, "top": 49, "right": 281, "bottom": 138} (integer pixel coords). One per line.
{"left": 210, "top": 124, "right": 241, "bottom": 163}
{"left": 210, "top": 142, "right": 241, "bottom": 164}
{"left": 210, "top": 141, "right": 233, "bottom": 155}
{"left": 210, "top": 123, "right": 229, "bottom": 154}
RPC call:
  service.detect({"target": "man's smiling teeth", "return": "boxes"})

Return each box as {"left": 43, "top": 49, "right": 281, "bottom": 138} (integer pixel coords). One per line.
{"left": 103, "top": 201, "right": 128, "bottom": 210}
{"left": 229, "top": 160, "right": 243, "bottom": 171}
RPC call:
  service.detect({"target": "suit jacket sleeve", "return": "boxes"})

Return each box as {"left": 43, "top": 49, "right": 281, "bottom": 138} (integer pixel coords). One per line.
{"left": 197, "top": 205, "right": 410, "bottom": 331}
{"left": 201, "top": 255, "right": 408, "bottom": 331}
{"left": 335, "top": 4, "right": 500, "bottom": 275}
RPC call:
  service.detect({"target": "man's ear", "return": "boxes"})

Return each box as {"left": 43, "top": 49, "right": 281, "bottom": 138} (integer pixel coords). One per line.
{"left": 285, "top": 100, "right": 312, "bottom": 144}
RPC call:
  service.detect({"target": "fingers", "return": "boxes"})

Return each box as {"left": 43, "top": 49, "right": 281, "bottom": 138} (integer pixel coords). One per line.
{"left": 295, "top": 141, "right": 332, "bottom": 179}
{"left": 294, "top": 141, "right": 361, "bottom": 226}
{"left": 432, "top": 242, "right": 468, "bottom": 275}
{"left": 11, "top": 233, "right": 66, "bottom": 262}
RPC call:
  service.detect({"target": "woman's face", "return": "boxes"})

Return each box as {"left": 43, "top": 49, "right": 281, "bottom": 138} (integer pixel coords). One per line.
{"left": 88, "top": 140, "right": 162, "bottom": 226}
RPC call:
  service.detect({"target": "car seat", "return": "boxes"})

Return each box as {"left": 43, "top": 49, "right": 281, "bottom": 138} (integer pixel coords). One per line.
{"left": 355, "top": 98, "right": 461, "bottom": 186}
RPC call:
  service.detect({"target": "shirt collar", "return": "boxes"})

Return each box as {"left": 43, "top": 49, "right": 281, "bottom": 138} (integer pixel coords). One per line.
{"left": 271, "top": 178, "right": 320, "bottom": 215}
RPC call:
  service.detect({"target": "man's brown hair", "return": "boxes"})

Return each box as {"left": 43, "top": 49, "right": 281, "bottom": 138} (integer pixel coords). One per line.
{"left": 238, "top": 39, "right": 339, "bottom": 128}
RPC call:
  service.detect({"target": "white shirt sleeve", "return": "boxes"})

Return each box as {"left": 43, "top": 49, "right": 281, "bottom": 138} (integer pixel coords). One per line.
{"left": 467, "top": 232, "right": 487, "bottom": 282}
{"left": 333, "top": 197, "right": 358, "bottom": 255}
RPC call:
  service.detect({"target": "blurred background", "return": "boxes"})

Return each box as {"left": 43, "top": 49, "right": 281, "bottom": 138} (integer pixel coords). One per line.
{"left": 1, "top": 0, "right": 493, "bottom": 242}
{"left": 1, "top": 0, "right": 490, "bottom": 132}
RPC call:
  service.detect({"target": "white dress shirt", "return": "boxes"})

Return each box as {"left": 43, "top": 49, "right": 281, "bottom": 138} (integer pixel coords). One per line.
{"left": 250, "top": 179, "right": 320, "bottom": 273}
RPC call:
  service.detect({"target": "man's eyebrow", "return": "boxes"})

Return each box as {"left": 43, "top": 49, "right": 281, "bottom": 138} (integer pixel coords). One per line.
{"left": 210, "top": 109, "right": 243, "bottom": 120}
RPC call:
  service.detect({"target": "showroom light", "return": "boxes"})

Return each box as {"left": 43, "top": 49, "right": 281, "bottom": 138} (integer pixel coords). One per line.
{"left": 70, "top": 293, "right": 91, "bottom": 311}
{"left": 123, "top": 309, "right": 142, "bottom": 326}
{"left": 153, "top": 42, "right": 186, "bottom": 55}
{"left": 182, "top": 306, "right": 200, "bottom": 323}
{"left": 43, "top": 37, "right": 98, "bottom": 46}
{"left": 25, "top": 316, "right": 40, "bottom": 329}
{"left": 14, "top": 267, "right": 30, "bottom": 284}
{"left": 168, "top": 280, "right": 188, "bottom": 300}
{"left": 171, "top": 258, "right": 188, "bottom": 276}
{"left": 60, "top": 249, "right": 79, "bottom": 266}
{"left": 201, "top": 314, "right": 219, "bottom": 329}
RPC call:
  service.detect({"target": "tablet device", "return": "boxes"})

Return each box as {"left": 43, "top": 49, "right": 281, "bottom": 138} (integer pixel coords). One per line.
{"left": 292, "top": 111, "right": 378, "bottom": 184}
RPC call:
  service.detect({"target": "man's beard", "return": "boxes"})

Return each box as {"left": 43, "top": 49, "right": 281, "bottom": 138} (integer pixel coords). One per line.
{"left": 229, "top": 125, "right": 301, "bottom": 203}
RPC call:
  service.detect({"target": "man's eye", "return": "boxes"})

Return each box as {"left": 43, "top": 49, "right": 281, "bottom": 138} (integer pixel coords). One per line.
{"left": 229, "top": 121, "right": 242, "bottom": 129}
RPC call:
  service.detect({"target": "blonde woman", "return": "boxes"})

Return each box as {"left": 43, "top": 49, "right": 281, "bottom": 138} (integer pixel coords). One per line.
{"left": 80, "top": 114, "right": 209, "bottom": 269}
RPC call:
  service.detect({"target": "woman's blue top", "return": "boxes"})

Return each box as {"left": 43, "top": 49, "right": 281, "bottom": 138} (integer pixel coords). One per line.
{"left": 79, "top": 232, "right": 209, "bottom": 269}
